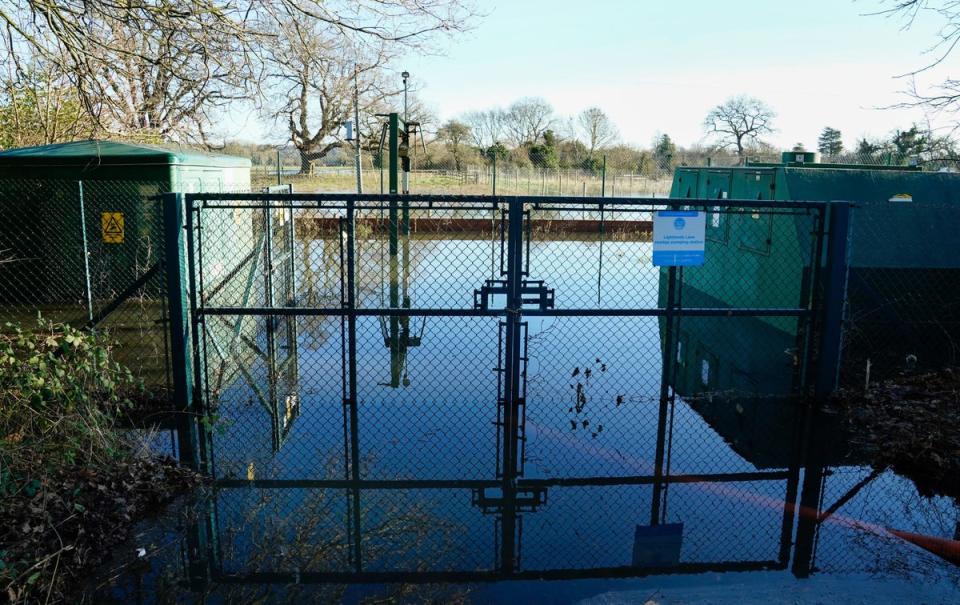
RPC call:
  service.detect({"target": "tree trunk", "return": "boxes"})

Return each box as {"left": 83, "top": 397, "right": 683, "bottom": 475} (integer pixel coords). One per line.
{"left": 299, "top": 151, "right": 312, "bottom": 175}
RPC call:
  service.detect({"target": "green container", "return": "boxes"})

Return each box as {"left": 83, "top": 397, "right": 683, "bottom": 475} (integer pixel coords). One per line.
{"left": 667, "top": 159, "right": 960, "bottom": 385}
{"left": 0, "top": 140, "right": 251, "bottom": 306}
{"left": 0, "top": 140, "right": 253, "bottom": 388}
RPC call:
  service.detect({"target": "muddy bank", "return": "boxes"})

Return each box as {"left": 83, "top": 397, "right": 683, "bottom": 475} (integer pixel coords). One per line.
{"left": 828, "top": 367, "right": 960, "bottom": 500}
{"left": 0, "top": 456, "right": 203, "bottom": 604}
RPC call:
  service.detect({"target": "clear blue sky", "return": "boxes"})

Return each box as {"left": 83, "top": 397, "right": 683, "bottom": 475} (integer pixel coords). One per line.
{"left": 393, "top": 0, "right": 958, "bottom": 149}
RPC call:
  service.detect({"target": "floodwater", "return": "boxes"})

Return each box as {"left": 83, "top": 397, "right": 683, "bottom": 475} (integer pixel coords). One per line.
{"left": 92, "top": 232, "right": 959, "bottom": 603}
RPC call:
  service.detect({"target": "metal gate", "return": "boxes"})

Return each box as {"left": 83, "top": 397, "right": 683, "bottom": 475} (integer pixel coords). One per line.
{"left": 163, "top": 193, "right": 849, "bottom": 583}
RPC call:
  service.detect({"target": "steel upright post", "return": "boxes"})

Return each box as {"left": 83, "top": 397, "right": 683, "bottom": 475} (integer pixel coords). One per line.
{"left": 77, "top": 181, "right": 94, "bottom": 324}
{"left": 601, "top": 156, "right": 607, "bottom": 197}
{"left": 162, "top": 193, "right": 199, "bottom": 469}
{"left": 499, "top": 197, "right": 524, "bottom": 573}
{"left": 344, "top": 198, "right": 363, "bottom": 571}
{"left": 651, "top": 258, "right": 678, "bottom": 525}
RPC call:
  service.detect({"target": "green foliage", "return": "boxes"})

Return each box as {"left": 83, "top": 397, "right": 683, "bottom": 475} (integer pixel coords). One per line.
{"left": 580, "top": 155, "right": 604, "bottom": 174}
{"left": 653, "top": 134, "right": 676, "bottom": 169}
{"left": 0, "top": 67, "right": 94, "bottom": 149}
{"left": 0, "top": 318, "right": 143, "bottom": 492}
{"left": 528, "top": 129, "right": 559, "bottom": 169}
{"left": 485, "top": 142, "right": 509, "bottom": 163}
{"left": 528, "top": 143, "right": 558, "bottom": 169}
{"left": 817, "top": 127, "right": 843, "bottom": 157}
{"left": 891, "top": 124, "right": 930, "bottom": 156}
{"left": 856, "top": 136, "right": 885, "bottom": 157}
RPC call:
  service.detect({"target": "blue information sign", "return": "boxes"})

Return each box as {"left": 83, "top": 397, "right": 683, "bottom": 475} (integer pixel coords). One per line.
{"left": 652, "top": 210, "right": 706, "bottom": 266}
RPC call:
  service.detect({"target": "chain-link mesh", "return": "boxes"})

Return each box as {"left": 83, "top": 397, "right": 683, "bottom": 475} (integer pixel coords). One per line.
{"left": 179, "top": 193, "right": 858, "bottom": 581}
{"left": 0, "top": 178, "right": 171, "bottom": 395}
{"left": 841, "top": 201, "right": 960, "bottom": 385}
{"left": 240, "top": 143, "right": 957, "bottom": 197}
{"left": 807, "top": 465, "right": 959, "bottom": 583}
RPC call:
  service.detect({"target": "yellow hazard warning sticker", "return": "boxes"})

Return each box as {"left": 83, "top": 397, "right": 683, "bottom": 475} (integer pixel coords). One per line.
{"left": 101, "top": 212, "right": 124, "bottom": 243}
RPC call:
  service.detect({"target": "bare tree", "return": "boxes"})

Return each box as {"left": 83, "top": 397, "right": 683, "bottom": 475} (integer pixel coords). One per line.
{"left": 263, "top": 13, "right": 390, "bottom": 173}
{"left": 0, "top": 0, "right": 476, "bottom": 144}
{"left": 0, "top": 1, "right": 257, "bottom": 142}
{"left": 462, "top": 108, "right": 505, "bottom": 150}
{"left": 503, "top": 97, "right": 554, "bottom": 145}
{"left": 577, "top": 107, "right": 618, "bottom": 156}
{"left": 703, "top": 95, "right": 776, "bottom": 159}
{"left": 869, "top": 1, "right": 960, "bottom": 129}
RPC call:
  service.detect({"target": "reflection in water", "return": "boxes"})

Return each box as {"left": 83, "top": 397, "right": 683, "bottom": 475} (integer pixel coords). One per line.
{"left": 94, "top": 234, "right": 960, "bottom": 602}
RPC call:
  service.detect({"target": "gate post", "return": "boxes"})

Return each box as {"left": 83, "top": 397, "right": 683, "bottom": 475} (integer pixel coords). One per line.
{"left": 814, "top": 201, "right": 850, "bottom": 401}
{"left": 651, "top": 263, "right": 677, "bottom": 526}
{"left": 344, "top": 197, "right": 363, "bottom": 572}
{"left": 162, "top": 193, "right": 199, "bottom": 469}
{"left": 793, "top": 201, "right": 851, "bottom": 577}
{"left": 499, "top": 196, "right": 524, "bottom": 573}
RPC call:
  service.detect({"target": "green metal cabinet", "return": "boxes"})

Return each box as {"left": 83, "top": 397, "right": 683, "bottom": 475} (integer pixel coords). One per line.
{"left": 666, "top": 158, "right": 960, "bottom": 386}
{"left": 0, "top": 140, "right": 253, "bottom": 389}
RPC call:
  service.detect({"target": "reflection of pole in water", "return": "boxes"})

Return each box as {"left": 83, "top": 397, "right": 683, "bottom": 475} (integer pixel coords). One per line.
{"left": 298, "top": 233, "right": 338, "bottom": 350}
{"left": 385, "top": 111, "right": 417, "bottom": 388}
{"left": 389, "top": 113, "right": 402, "bottom": 387}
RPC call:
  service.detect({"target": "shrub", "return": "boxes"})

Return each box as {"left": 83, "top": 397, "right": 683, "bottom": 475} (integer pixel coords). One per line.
{"left": 0, "top": 318, "right": 144, "bottom": 493}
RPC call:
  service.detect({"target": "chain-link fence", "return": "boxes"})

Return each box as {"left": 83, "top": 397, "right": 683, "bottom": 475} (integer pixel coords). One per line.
{"left": 240, "top": 142, "right": 958, "bottom": 197}
{"left": 2, "top": 161, "right": 957, "bottom": 585}
{"left": 0, "top": 178, "right": 171, "bottom": 395}
{"left": 170, "top": 192, "right": 848, "bottom": 580}
{"left": 841, "top": 200, "right": 960, "bottom": 385}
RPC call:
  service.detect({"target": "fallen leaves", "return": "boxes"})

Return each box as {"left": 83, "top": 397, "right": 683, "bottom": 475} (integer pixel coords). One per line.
{"left": 830, "top": 366, "right": 960, "bottom": 499}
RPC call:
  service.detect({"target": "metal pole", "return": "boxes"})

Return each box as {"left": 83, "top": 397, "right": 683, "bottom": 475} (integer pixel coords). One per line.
{"left": 651, "top": 261, "right": 678, "bottom": 525}
{"left": 500, "top": 197, "right": 524, "bottom": 573}
{"left": 794, "top": 202, "right": 850, "bottom": 577}
{"left": 345, "top": 198, "right": 362, "bottom": 571}
{"left": 263, "top": 200, "right": 277, "bottom": 442}
{"left": 162, "top": 193, "right": 198, "bottom": 469}
{"left": 492, "top": 153, "right": 497, "bottom": 195}
{"left": 388, "top": 113, "right": 401, "bottom": 387}
{"left": 77, "top": 181, "right": 94, "bottom": 324}
{"left": 401, "top": 72, "right": 410, "bottom": 196}
{"left": 814, "top": 202, "right": 851, "bottom": 401}
{"left": 601, "top": 156, "right": 606, "bottom": 197}
{"left": 277, "top": 149, "right": 282, "bottom": 186}
{"left": 354, "top": 65, "right": 363, "bottom": 194}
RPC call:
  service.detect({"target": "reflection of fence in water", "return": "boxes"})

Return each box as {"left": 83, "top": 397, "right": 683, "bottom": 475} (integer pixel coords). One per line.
{"left": 170, "top": 193, "right": 862, "bottom": 581}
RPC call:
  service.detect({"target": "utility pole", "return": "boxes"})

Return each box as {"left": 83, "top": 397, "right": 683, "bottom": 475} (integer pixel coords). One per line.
{"left": 401, "top": 70, "right": 410, "bottom": 195}
{"left": 353, "top": 64, "right": 363, "bottom": 194}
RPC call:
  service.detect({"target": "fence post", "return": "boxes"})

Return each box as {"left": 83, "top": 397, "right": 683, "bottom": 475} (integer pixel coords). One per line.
{"left": 162, "top": 193, "right": 199, "bottom": 469}
{"left": 77, "top": 181, "right": 94, "bottom": 324}
{"left": 344, "top": 197, "right": 363, "bottom": 572}
{"left": 815, "top": 201, "right": 850, "bottom": 401}
{"left": 492, "top": 153, "right": 497, "bottom": 196}
{"left": 276, "top": 149, "right": 282, "bottom": 186}
{"left": 793, "top": 201, "right": 851, "bottom": 577}
{"left": 499, "top": 196, "right": 524, "bottom": 573}
{"left": 651, "top": 255, "right": 678, "bottom": 525}
{"left": 601, "top": 155, "right": 606, "bottom": 197}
